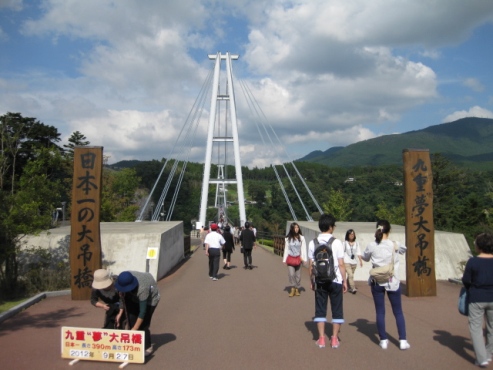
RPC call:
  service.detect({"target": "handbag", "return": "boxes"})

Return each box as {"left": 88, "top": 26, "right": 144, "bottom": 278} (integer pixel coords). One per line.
{"left": 458, "top": 287, "right": 469, "bottom": 316}
{"left": 369, "top": 242, "right": 396, "bottom": 284}
{"left": 286, "top": 254, "right": 301, "bottom": 267}
{"left": 240, "top": 247, "right": 244, "bottom": 254}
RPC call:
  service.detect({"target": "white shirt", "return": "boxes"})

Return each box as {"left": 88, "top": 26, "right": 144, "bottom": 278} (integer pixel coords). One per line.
{"left": 342, "top": 241, "right": 362, "bottom": 265}
{"left": 308, "top": 233, "right": 344, "bottom": 284}
{"left": 204, "top": 231, "right": 225, "bottom": 249}
{"left": 282, "top": 235, "right": 308, "bottom": 263}
{"left": 362, "top": 239, "right": 407, "bottom": 291}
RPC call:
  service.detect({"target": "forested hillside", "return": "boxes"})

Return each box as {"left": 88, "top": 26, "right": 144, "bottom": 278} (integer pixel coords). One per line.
{"left": 112, "top": 154, "right": 493, "bottom": 248}
{"left": 300, "top": 117, "right": 493, "bottom": 169}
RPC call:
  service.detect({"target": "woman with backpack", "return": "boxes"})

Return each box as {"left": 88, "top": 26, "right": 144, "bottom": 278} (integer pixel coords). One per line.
{"left": 283, "top": 222, "right": 307, "bottom": 297}
{"left": 361, "top": 220, "right": 410, "bottom": 351}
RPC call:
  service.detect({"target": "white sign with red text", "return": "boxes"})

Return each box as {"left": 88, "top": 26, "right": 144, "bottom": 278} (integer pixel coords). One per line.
{"left": 61, "top": 326, "right": 144, "bottom": 364}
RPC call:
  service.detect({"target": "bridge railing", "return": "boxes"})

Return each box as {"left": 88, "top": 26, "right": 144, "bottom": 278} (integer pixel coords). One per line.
{"left": 188, "top": 229, "right": 285, "bottom": 257}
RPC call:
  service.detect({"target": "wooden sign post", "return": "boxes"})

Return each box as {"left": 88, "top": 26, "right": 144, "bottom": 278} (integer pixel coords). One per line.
{"left": 402, "top": 149, "right": 436, "bottom": 297}
{"left": 70, "top": 147, "right": 103, "bottom": 300}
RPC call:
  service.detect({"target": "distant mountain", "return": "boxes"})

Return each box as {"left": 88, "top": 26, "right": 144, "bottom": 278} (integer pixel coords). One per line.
{"left": 298, "top": 117, "right": 493, "bottom": 169}
{"left": 106, "top": 159, "right": 143, "bottom": 169}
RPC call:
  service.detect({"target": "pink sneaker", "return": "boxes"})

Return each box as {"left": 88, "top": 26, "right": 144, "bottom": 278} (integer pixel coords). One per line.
{"left": 315, "top": 337, "right": 325, "bottom": 348}
{"left": 331, "top": 336, "right": 340, "bottom": 349}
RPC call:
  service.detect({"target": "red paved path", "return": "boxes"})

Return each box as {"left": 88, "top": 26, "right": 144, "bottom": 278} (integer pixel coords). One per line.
{"left": 0, "top": 242, "right": 479, "bottom": 369}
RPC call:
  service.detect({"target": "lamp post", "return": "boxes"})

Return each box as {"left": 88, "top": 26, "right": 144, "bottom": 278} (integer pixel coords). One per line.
{"left": 160, "top": 202, "right": 165, "bottom": 221}
{"left": 61, "top": 201, "right": 66, "bottom": 224}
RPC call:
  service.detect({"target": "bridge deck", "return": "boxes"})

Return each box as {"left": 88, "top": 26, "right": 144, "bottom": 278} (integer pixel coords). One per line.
{"left": 1, "top": 240, "right": 478, "bottom": 369}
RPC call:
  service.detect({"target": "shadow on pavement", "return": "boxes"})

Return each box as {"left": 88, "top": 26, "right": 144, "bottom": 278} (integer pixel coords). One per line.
{"left": 348, "top": 318, "right": 381, "bottom": 345}
{"left": 0, "top": 308, "right": 82, "bottom": 336}
{"left": 433, "top": 329, "right": 475, "bottom": 363}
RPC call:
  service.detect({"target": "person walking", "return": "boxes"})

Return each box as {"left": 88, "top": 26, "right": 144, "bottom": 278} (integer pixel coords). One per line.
{"left": 361, "top": 220, "right": 410, "bottom": 350}
{"left": 240, "top": 221, "right": 256, "bottom": 270}
{"left": 204, "top": 223, "right": 225, "bottom": 280}
{"left": 308, "top": 214, "right": 347, "bottom": 349}
{"left": 233, "top": 226, "right": 240, "bottom": 246}
{"left": 91, "top": 269, "right": 121, "bottom": 329}
{"left": 222, "top": 225, "right": 235, "bottom": 270}
{"left": 115, "top": 271, "right": 160, "bottom": 356}
{"left": 462, "top": 232, "right": 493, "bottom": 367}
{"left": 200, "top": 225, "right": 209, "bottom": 250}
{"left": 283, "top": 222, "right": 307, "bottom": 297}
{"left": 343, "top": 229, "right": 363, "bottom": 294}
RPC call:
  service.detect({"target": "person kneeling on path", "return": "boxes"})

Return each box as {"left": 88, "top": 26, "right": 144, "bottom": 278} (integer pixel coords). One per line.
{"left": 283, "top": 222, "right": 307, "bottom": 297}
{"left": 115, "top": 271, "right": 160, "bottom": 357}
{"left": 204, "top": 223, "right": 225, "bottom": 280}
{"left": 308, "top": 214, "right": 347, "bottom": 349}
{"left": 91, "top": 269, "right": 121, "bottom": 329}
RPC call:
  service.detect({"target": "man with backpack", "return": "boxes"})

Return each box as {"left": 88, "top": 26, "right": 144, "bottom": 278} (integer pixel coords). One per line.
{"left": 308, "top": 213, "right": 347, "bottom": 349}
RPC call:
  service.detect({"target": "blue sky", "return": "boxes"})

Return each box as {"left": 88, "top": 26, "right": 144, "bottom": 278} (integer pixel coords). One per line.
{"left": 1, "top": 0, "right": 493, "bottom": 167}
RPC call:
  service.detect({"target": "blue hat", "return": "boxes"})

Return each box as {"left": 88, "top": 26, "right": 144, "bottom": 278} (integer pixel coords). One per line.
{"left": 115, "top": 271, "right": 138, "bottom": 292}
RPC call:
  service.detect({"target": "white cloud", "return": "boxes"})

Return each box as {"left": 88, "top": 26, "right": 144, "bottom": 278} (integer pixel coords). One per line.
{"left": 1, "top": 0, "right": 493, "bottom": 166}
{"left": 463, "top": 78, "right": 485, "bottom": 92}
{"left": 443, "top": 106, "right": 493, "bottom": 122}
{"left": 419, "top": 49, "right": 441, "bottom": 60}
{"left": 0, "top": 0, "right": 22, "bottom": 11}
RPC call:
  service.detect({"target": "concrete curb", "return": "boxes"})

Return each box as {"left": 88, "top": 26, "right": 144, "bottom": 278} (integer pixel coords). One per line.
{"left": 0, "top": 289, "right": 70, "bottom": 325}
{"left": 448, "top": 278, "right": 462, "bottom": 285}
{"left": 0, "top": 240, "right": 200, "bottom": 325}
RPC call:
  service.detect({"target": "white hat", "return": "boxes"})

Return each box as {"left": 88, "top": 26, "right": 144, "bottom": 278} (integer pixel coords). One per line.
{"left": 92, "top": 269, "right": 113, "bottom": 289}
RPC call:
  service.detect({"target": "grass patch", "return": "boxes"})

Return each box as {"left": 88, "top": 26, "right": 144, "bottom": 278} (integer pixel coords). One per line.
{"left": 0, "top": 298, "right": 29, "bottom": 314}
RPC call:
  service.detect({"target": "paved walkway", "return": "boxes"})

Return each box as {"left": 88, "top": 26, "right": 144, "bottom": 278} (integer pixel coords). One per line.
{"left": 0, "top": 241, "right": 479, "bottom": 369}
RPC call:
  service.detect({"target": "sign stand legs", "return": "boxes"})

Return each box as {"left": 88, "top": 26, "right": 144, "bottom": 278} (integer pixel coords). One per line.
{"left": 67, "top": 359, "right": 129, "bottom": 368}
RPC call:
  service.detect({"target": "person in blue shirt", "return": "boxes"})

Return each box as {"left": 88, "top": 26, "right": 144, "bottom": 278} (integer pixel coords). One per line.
{"left": 462, "top": 232, "right": 493, "bottom": 367}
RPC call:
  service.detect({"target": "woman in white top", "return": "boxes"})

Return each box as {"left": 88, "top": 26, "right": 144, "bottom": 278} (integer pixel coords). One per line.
{"left": 283, "top": 222, "right": 307, "bottom": 297}
{"left": 362, "top": 220, "right": 410, "bottom": 351}
{"left": 343, "top": 229, "right": 363, "bottom": 294}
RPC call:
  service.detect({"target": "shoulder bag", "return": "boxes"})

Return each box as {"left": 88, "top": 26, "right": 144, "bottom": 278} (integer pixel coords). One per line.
{"left": 458, "top": 287, "right": 469, "bottom": 316}
{"left": 369, "top": 241, "right": 397, "bottom": 284}
{"left": 286, "top": 254, "right": 301, "bottom": 267}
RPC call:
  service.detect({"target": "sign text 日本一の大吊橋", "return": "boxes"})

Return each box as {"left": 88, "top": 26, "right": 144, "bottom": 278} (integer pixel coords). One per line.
{"left": 69, "top": 147, "right": 103, "bottom": 300}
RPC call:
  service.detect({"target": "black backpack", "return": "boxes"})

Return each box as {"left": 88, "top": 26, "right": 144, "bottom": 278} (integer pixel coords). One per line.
{"left": 312, "top": 237, "right": 336, "bottom": 283}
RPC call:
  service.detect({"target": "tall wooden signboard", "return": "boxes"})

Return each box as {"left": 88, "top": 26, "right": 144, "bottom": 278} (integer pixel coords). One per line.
{"left": 402, "top": 149, "right": 436, "bottom": 297}
{"left": 70, "top": 147, "right": 103, "bottom": 300}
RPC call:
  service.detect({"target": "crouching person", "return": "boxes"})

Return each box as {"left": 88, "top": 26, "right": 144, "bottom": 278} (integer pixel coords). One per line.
{"left": 91, "top": 269, "right": 121, "bottom": 329}
{"left": 115, "top": 271, "right": 160, "bottom": 357}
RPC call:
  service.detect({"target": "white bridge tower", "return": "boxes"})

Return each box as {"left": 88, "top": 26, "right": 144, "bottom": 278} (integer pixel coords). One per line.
{"left": 198, "top": 52, "right": 246, "bottom": 228}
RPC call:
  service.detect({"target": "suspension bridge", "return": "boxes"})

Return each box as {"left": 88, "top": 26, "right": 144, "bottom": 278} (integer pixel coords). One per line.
{"left": 0, "top": 235, "right": 475, "bottom": 369}
{"left": 136, "top": 52, "right": 322, "bottom": 227}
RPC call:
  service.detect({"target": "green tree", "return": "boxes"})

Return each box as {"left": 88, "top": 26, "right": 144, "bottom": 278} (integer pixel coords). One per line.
{"left": 1, "top": 113, "right": 69, "bottom": 298}
{"left": 101, "top": 168, "right": 142, "bottom": 221}
{"left": 322, "top": 188, "right": 353, "bottom": 221}
{"left": 1, "top": 113, "right": 60, "bottom": 191}
{"left": 431, "top": 153, "right": 467, "bottom": 230}
{"left": 375, "top": 202, "right": 405, "bottom": 225}
{"left": 248, "top": 182, "right": 267, "bottom": 204}
{"left": 0, "top": 148, "right": 66, "bottom": 298}
{"left": 63, "top": 131, "right": 90, "bottom": 158}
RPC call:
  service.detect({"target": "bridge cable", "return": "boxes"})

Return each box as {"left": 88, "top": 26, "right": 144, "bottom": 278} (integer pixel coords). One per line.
{"left": 237, "top": 79, "right": 312, "bottom": 219}
{"left": 137, "top": 66, "right": 214, "bottom": 221}
{"left": 238, "top": 79, "right": 321, "bottom": 218}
